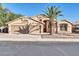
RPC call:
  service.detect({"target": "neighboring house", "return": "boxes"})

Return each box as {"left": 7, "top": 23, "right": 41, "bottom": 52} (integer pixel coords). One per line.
{"left": 6, "top": 14, "right": 77, "bottom": 34}
{"left": 73, "top": 20, "right": 79, "bottom": 33}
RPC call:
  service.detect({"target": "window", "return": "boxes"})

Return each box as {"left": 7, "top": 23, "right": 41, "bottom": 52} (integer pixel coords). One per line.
{"left": 60, "top": 24, "right": 68, "bottom": 31}
{"left": 75, "top": 25, "right": 79, "bottom": 29}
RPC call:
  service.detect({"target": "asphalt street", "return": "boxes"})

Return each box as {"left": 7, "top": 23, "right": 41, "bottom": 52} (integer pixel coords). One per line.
{"left": 0, "top": 41, "right": 79, "bottom": 56}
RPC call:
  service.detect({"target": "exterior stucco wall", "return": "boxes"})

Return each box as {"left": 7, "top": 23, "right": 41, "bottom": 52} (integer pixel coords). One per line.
{"left": 28, "top": 16, "right": 49, "bottom": 34}
{"left": 8, "top": 19, "right": 28, "bottom": 34}
{"left": 8, "top": 16, "right": 44, "bottom": 34}
{"left": 29, "top": 24, "right": 40, "bottom": 34}
{"left": 58, "top": 21, "right": 72, "bottom": 34}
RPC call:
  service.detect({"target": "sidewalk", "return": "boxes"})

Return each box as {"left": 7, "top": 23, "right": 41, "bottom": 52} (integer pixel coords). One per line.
{"left": 0, "top": 37, "right": 79, "bottom": 42}
{"left": 0, "top": 33, "right": 79, "bottom": 42}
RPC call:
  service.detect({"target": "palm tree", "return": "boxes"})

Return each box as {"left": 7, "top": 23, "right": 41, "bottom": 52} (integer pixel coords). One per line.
{"left": 43, "top": 6, "right": 62, "bottom": 35}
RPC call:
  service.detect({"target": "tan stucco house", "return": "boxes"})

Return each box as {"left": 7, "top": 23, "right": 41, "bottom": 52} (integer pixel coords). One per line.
{"left": 6, "top": 14, "right": 74, "bottom": 34}
{"left": 7, "top": 15, "right": 50, "bottom": 34}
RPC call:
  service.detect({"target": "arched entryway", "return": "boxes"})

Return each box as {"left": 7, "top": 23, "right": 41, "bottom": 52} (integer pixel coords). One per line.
{"left": 43, "top": 20, "right": 50, "bottom": 33}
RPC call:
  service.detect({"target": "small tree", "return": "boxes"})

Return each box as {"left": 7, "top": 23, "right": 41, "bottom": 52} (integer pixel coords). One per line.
{"left": 0, "top": 4, "right": 23, "bottom": 27}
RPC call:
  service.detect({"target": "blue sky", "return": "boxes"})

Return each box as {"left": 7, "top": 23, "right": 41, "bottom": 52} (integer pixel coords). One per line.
{"left": 2, "top": 3, "right": 79, "bottom": 22}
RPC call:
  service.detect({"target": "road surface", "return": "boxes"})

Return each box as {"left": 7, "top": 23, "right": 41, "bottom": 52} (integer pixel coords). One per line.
{"left": 0, "top": 41, "right": 79, "bottom": 56}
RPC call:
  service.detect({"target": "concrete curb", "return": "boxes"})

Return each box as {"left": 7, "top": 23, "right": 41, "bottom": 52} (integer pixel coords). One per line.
{"left": 0, "top": 37, "right": 79, "bottom": 42}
